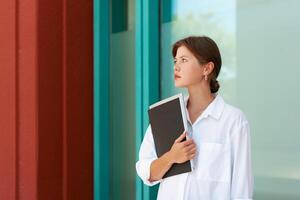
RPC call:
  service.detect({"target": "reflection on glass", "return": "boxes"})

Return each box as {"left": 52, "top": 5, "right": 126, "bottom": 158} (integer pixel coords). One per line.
{"left": 161, "top": 0, "right": 236, "bottom": 103}
{"left": 160, "top": 0, "right": 300, "bottom": 199}
{"left": 110, "top": 0, "right": 136, "bottom": 199}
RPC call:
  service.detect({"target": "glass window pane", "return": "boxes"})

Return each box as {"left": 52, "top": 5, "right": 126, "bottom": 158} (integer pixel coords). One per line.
{"left": 160, "top": 0, "right": 300, "bottom": 199}
{"left": 110, "top": 0, "right": 136, "bottom": 199}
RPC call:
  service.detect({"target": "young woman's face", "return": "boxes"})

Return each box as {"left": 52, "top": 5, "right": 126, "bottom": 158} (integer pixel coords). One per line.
{"left": 173, "top": 46, "right": 204, "bottom": 88}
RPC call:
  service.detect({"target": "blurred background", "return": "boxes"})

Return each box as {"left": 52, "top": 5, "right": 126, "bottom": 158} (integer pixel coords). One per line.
{"left": 1, "top": 0, "right": 299, "bottom": 199}
{"left": 98, "top": 0, "right": 300, "bottom": 199}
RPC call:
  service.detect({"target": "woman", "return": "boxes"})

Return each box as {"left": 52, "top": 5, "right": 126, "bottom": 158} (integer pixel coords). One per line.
{"left": 136, "top": 36, "right": 253, "bottom": 200}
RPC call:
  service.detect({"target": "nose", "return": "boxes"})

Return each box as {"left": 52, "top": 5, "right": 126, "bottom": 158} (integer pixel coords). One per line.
{"left": 174, "top": 64, "right": 180, "bottom": 72}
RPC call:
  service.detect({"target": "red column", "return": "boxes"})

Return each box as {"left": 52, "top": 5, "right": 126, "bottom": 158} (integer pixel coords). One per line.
{"left": 18, "top": 0, "right": 39, "bottom": 199}
{"left": 0, "top": 0, "right": 93, "bottom": 199}
{"left": 64, "top": 0, "right": 94, "bottom": 199}
{"left": 0, "top": 0, "right": 17, "bottom": 199}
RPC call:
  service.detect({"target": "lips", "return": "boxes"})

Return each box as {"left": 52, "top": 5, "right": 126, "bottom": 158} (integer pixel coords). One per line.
{"left": 174, "top": 74, "right": 181, "bottom": 79}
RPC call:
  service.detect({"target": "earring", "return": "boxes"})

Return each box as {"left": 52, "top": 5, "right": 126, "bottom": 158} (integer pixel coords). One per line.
{"left": 205, "top": 75, "right": 208, "bottom": 81}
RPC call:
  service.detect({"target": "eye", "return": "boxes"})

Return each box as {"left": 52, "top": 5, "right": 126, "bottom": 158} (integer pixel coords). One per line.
{"left": 173, "top": 59, "right": 177, "bottom": 64}
{"left": 182, "top": 58, "right": 187, "bottom": 62}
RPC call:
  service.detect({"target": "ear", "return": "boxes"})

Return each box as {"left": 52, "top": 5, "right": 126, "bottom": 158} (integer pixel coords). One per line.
{"left": 203, "top": 62, "right": 215, "bottom": 76}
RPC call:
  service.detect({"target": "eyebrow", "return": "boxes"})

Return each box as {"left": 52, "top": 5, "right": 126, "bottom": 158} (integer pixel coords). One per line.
{"left": 174, "top": 55, "right": 189, "bottom": 59}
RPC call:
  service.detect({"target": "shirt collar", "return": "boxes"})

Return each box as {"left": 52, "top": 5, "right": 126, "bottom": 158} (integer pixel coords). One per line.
{"left": 184, "top": 93, "right": 225, "bottom": 121}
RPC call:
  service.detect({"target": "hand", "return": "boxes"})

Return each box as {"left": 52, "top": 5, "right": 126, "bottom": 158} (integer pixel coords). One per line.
{"left": 167, "top": 131, "right": 197, "bottom": 164}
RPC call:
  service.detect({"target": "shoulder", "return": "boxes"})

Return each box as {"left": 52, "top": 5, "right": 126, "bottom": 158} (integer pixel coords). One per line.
{"left": 222, "top": 103, "right": 251, "bottom": 141}
{"left": 223, "top": 102, "right": 248, "bottom": 124}
{"left": 219, "top": 98, "right": 250, "bottom": 135}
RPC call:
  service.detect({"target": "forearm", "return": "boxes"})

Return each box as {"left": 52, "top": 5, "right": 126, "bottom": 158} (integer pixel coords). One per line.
{"left": 149, "top": 151, "right": 174, "bottom": 181}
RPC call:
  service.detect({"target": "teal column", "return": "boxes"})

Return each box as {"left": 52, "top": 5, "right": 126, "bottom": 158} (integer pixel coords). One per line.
{"left": 94, "top": 0, "right": 110, "bottom": 199}
{"left": 135, "top": 0, "right": 160, "bottom": 200}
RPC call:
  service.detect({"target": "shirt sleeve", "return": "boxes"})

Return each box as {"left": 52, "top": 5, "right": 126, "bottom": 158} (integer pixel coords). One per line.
{"left": 136, "top": 124, "right": 162, "bottom": 186}
{"left": 230, "top": 120, "right": 254, "bottom": 200}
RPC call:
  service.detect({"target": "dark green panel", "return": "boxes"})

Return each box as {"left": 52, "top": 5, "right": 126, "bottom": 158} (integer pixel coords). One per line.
{"left": 161, "top": 0, "right": 172, "bottom": 23}
{"left": 112, "top": 0, "right": 128, "bottom": 33}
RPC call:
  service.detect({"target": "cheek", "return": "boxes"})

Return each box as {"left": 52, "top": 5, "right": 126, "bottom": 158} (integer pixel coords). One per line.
{"left": 182, "top": 65, "right": 202, "bottom": 81}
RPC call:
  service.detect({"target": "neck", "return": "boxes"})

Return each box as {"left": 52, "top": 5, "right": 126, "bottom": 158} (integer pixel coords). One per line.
{"left": 187, "top": 83, "right": 215, "bottom": 111}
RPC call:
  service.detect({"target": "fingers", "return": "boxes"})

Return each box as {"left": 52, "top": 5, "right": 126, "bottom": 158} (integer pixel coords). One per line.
{"left": 188, "top": 153, "right": 196, "bottom": 160}
{"left": 183, "top": 149, "right": 196, "bottom": 162}
{"left": 185, "top": 145, "right": 196, "bottom": 154}
{"left": 186, "top": 146, "right": 197, "bottom": 158}
{"left": 174, "top": 131, "right": 186, "bottom": 143}
{"left": 182, "top": 138, "right": 194, "bottom": 146}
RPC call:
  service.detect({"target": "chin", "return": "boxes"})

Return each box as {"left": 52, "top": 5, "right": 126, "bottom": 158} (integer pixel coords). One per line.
{"left": 174, "top": 81, "right": 186, "bottom": 88}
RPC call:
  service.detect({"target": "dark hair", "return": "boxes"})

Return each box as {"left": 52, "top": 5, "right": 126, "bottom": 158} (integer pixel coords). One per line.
{"left": 172, "top": 36, "right": 222, "bottom": 93}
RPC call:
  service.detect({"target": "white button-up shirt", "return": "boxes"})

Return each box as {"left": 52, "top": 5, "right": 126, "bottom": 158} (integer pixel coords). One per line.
{"left": 136, "top": 94, "right": 253, "bottom": 200}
